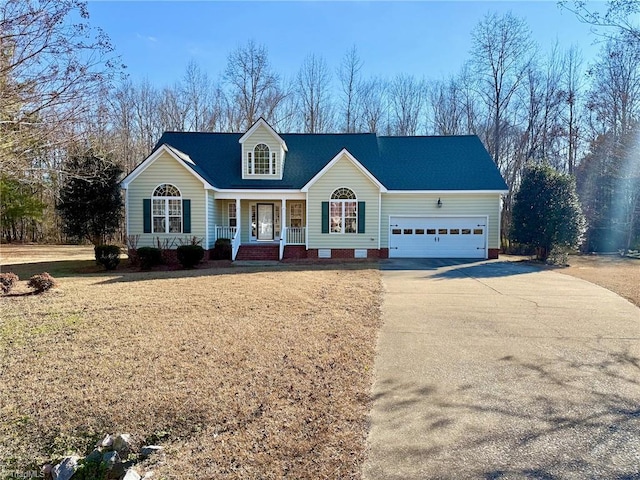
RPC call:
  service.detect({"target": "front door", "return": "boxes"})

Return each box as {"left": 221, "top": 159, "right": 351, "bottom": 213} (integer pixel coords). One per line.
{"left": 257, "top": 203, "right": 274, "bottom": 240}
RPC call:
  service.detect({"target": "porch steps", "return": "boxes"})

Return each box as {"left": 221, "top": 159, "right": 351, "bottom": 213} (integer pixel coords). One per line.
{"left": 236, "top": 244, "right": 279, "bottom": 261}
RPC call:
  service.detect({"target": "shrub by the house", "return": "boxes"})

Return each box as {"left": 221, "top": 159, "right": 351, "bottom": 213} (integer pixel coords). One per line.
{"left": 94, "top": 244, "right": 121, "bottom": 270}
{"left": 27, "top": 273, "right": 57, "bottom": 293}
{"left": 0, "top": 272, "right": 19, "bottom": 294}
{"left": 177, "top": 245, "right": 205, "bottom": 268}
{"left": 137, "top": 247, "right": 162, "bottom": 270}
{"left": 211, "top": 238, "right": 232, "bottom": 260}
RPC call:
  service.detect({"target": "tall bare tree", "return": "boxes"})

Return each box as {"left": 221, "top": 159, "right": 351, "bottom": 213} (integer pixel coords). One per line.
{"left": 296, "top": 53, "right": 334, "bottom": 133}
{"left": 0, "top": 0, "right": 121, "bottom": 180}
{"left": 470, "top": 11, "right": 536, "bottom": 168}
{"left": 429, "top": 76, "right": 465, "bottom": 135}
{"left": 360, "top": 77, "right": 387, "bottom": 133}
{"left": 586, "top": 32, "right": 640, "bottom": 138}
{"left": 562, "top": 45, "right": 584, "bottom": 175}
{"left": 224, "top": 40, "right": 285, "bottom": 130}
{"left": 337, "top": 46, "right": 364, "bottom": 133}
{"left": 387, "top": 74, "right": 426, "bottom": 135}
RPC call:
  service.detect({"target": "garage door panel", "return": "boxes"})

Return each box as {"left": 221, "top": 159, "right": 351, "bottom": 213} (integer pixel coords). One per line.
{"left": 389, "top": 216, "right": 486, "bottom": 259}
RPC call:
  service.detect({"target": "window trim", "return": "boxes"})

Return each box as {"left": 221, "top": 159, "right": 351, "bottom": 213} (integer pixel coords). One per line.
{"left": 151, "top": 183, "right": 182, "bottom": 234}
{"left": 249, "top": 143, "right": 275, "bottom": 175}
{"left": 228, "top": 202, "right": 237, "bottom": 227}
{"left": 329, "top": 187, "right": 358, "bottom": 235}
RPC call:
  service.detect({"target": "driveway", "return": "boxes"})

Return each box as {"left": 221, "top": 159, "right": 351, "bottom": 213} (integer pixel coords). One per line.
{"left": 364, "top": 259, "right": 640, "bottom": 480}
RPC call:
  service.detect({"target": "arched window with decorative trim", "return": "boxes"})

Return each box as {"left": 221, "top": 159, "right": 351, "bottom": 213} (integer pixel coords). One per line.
{"left": 253, "top": 143, "right": 271, "bottom": 174}
{"left": 329, "top": 187, "right": 358, "bottom": 234}
{"left": 152, "top": 184, "right": 182, "bottom": 233}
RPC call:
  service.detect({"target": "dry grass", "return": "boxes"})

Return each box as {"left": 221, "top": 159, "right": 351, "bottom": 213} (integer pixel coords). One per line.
{"left": 0, "top": 246, "right": 382, "bottom": 478}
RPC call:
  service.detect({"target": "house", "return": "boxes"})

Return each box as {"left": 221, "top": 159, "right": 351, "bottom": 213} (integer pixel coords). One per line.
{"left": 121, "top": 118, "right": 508, "bottom": 261}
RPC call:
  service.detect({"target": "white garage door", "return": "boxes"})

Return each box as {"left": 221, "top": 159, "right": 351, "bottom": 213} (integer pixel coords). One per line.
{"left": 389, "top": 216, "right": 487, "bottom": 258}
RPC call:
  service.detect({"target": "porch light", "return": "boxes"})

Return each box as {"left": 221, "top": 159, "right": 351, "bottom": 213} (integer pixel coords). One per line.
{"left": 437, "top": 198, "right": 442, "bottom": 208}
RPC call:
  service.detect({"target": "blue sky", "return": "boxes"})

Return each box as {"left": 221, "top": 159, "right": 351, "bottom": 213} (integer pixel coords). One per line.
{"left": 87, "top": 1, "right": 604, "bottom": 86}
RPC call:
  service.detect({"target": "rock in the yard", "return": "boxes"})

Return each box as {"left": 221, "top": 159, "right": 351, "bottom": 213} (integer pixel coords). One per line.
{"left": 140, "top": 445, "right": 164, "bottom": 457}
{"left": 113, "top": 433, "right": 133, "bottom": 455}
{"left": 99, "top": 433, "right": 114, "bottom": 448}
{"left": 102, "top": 450, "right": 120, "bottom": 468}
{"left": 123, "top": 468, "right": 141, "bottom": 480}
{"left": 52, "top": 456, "right": 80, "bottom": 480}
{"left": 85, "top": 448, "right": 102, "bottom": 463}
{"left": 41, "top": 464, "right": 53, "bottom": 480}
{"left": 142, "top": 472, "right": 154, "bottom": 479}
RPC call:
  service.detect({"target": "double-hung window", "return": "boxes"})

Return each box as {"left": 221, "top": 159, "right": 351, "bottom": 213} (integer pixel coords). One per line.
{"left": 330, "top": 188, "right": 357, "bottom": 234}
{"left": 152, "top": 184, "right": 182, "bottom": 233}
{"left": 228, "top": 203, "right": 237, "bottom": 227}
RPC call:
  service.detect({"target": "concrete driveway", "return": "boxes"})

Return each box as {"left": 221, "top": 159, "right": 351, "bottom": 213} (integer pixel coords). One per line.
{"left": 364, "top": 258, "right": 640, "bottom": 480}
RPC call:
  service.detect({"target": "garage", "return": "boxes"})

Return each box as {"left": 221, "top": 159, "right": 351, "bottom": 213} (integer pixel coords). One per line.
{"left": 389, "top": 216, "right": 487, "bottom": 258}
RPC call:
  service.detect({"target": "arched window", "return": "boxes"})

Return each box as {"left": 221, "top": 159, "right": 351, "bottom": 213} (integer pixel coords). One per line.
{"left": 152, "top": 184, "right": 182, "bottom": 233}
{"left": 254, "top": 143, "right": 271, "bottom": 174}
{"left": 330, "top": 188, "right": 357, "bottom": 234}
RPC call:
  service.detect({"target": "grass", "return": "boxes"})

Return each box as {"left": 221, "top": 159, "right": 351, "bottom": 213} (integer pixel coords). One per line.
{"left": 0, "top": 246, "right": 382, "bottom": 478}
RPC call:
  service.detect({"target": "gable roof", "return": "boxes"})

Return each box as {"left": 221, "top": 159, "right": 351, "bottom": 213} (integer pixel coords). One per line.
{"left": 136, "top": 131, "right": 508, "bottom": 192}
{"left": 239, "top": 117, "right": 288, "bottom": 151}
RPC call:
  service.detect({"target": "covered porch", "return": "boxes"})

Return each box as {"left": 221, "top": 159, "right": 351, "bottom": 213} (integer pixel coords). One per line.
{"left": 212, "top": 196, "right": 307, "bottom": 260}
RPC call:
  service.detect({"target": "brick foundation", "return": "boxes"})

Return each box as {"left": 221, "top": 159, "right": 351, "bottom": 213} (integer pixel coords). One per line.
{"left": 283, "top": 245, "right": 307, "bottom": 259}
{"left": 488, "top": 248, "right": 500, "bottom": 259}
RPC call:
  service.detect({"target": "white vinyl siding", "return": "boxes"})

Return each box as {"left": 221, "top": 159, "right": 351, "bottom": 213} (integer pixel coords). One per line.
{"left": 381, "top": 193, "right": 501, "bottom": 249}
{"left": 307, "top": 155, "right": 380, "bottom": 249}
{"left": 127, "top": 151, "right": 206, "bottom": 248}
{"left": 241, "top": 124, "right": 284, "bottom": 179}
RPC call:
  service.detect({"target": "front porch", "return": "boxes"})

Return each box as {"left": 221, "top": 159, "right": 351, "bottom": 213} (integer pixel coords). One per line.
{"left": 212, "top": 198, "right": 306, "bottom": 261}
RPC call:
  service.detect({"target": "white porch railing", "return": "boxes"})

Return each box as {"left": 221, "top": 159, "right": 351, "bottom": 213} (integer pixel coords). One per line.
{"left": 285, "top": 227, "right": 305, "bottom": 245}
{"left": 215, "top": 225, "right": 237, "bottom": 240}
{"left": 231, "top": 229, "right": 241, "bottom": 261}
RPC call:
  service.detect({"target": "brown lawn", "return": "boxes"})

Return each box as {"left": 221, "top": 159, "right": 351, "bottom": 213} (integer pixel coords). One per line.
{"left": 0, "top": 246, "right": 382, "bottom": 478}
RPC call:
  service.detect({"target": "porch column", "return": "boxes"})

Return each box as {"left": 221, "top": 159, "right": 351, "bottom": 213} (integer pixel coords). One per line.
{"left": 281, "top": 198, "right": 287, "bottom": 243}
{"left": 235, "top": 198, "right": 241, "bottom": 239}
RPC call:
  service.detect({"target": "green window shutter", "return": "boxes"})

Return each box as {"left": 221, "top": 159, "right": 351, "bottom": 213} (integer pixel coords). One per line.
{"left": 357, "top": 201, "right": 365, "bottom": 234}
{"left": 183, "top": 199, "right": 191, "bottom": 233}
{"left": 321, "top": 202, "right": 329, "bottom": 234}
{"left": 143, "top": 199, "right": 151, "bottom": 233}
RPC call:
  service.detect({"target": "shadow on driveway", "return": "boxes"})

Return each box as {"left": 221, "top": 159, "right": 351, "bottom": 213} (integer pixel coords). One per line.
{"left": 380, "top": 258, "right": 540, "bottom": 278}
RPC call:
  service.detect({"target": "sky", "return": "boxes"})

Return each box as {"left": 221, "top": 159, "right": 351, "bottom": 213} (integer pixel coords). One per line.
{"left": 86, "top": 1, "right": 607, "bottom": 86}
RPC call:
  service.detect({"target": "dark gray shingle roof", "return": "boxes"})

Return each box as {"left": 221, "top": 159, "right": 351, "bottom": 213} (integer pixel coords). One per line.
{"left": 151, "top": 131, "right": 508, "bottom": 191}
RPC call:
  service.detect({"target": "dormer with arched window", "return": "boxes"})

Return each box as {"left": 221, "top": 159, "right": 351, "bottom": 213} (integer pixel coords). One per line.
{"left": 239, "top": 118, "right": 287, "bottom": 180}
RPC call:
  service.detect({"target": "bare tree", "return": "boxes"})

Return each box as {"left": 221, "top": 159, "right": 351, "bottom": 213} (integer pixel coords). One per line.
{"left": 562, "top": 45, "right": 584, "bottom": 175}
{"left": 429, "top": 76, "right": 465, "bottom": 135}
{"left": 470, "top": 11, "right": 536, "bottom": 168}
{"left": 560, "top": 0, "right": 639, "bottom": 41}
{"left": 337, "top": 46, "right": 363, "bottom": 133}
{"left": 296, "top": 53, "right": 334, "bottom": 133}
{"left": 224, "top": 40, "right": 285, "bottom": 130}
{"left": 586, "top": 32, "right": 640, "bottom": 138}
{"left": 0, "top": 0, "right": 122, "bottom": 180}
{"left": 387, "top": 74, "right": 426, "bottom": 136}
{"left": 360, "top": 77, "right": 387, "bottom": 134}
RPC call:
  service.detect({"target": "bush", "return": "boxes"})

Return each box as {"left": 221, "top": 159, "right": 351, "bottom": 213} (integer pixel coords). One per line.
{"left": 137, "top": 247, "right": 162, "bottom": 270}
{"left": 177, "top": 245, "right": 205, "bottom": 268}
{"left": 94, "top": 244, "right": 121, "bottom": 270}
{"left": 211, "top": 238, "right": 232, "bottom": 260}
{"left": 27, "top": 272, "right": 57, "bottom": 293}
{"left": 0, "top": 272, "right": 19, "bottom": 294}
